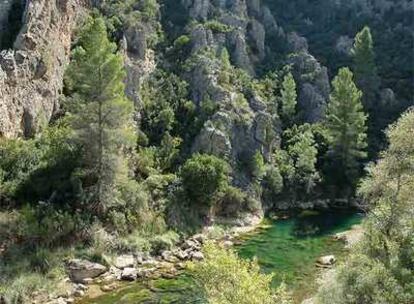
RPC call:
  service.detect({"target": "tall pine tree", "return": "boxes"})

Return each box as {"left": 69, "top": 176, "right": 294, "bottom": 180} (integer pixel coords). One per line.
{"left": 352, "top": 26, "right": 379, "bottom": 109}
{"left": 65, "top": 16, "right": 135, "bottom": 214}
{"left": 325, "top": 67, "right": 367, "bottom": 197}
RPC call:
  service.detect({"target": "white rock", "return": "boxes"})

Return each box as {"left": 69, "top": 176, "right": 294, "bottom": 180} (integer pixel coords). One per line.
{"left": 73, "top": 290, "right": 85, "bottom": 298}
{"left": 317, "top": 255, "right": 336, "bottom": 266}
{"left": 114, "top": 254, "right": 135, "bottom": 269}
{"left": 191, "top": 251, "right": 204, "bottom": 261}
{"left": 121, "top": 267, "right": 138, "bottom": 281}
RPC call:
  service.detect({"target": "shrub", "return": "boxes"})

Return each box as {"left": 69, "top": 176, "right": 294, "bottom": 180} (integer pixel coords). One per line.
{"left": 173, "top": 35, "right": 191, "bottom": 48}
{"left": 204, "top": 20, "right": 232, "bottom": 33}
{"left": 180, "top": 154, "right": 230, "bottom": 206}
{"left": 150, "top": 231, "right": 180, "bottom": 254}
{"left": 0, "top": 122, "right": 79, "bottom": 207}
{"left": 262, "top": 166, "right": 284, "bottom": 203}
{"left": 188, "top": 242, "right": 292, "bottom": 304}
{"left": 0, "top": 273, "right": 51, "bottom": 304}
{"left": 218, "top": 186, "right": 247, "bottom": 217}
{"left": 250, "top": 151, "right": 266, "bottom": 179}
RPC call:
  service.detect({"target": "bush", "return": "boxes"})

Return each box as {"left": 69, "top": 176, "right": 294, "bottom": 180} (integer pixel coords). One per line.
{"left": 180, "top": 154, "right": 230, "bottom": 206}
{"left": 250, "top": 151, "right": 266, "bottom": 179}
{"left": 218, "top": 186, "right": 247, "bottom": 217}
{"left": 0, "top": 122, "right": 79, "bottom": 207}
{"left": 173, "top": 35, "right": 190, "bottom": 48}
{"left": 262, "top": 166, "right": 284, "bottom": 203}
{"left": 150, "top": 230, "right": 180, "bottom": 254}
{"left": 204, "top": 20, "right": 232, "bottom": 33}
{"left": 0, "top": 273, "right": 51, "bottom": 304}
{"left": 188, "top": 242, "right": 292, "bottom": 304}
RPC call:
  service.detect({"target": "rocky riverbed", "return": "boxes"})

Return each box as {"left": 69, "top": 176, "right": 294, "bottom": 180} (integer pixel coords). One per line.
{"left": 31, "top": 215, "right": 263, "bottom": 304}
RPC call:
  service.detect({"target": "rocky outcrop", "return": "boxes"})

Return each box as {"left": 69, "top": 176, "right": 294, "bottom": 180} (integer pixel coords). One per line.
{"left": 288, "top": 42, "right": 330, "bottom": 123}
{"left": 184, "top": 0, "right": 284, "bottom": 76}
{"left": 121, "top": 19, "right": 157, "bottom": 106}
{"left": 0, "top": 0, "right": 16, "bottom": 46}
{"left": 0, "top": 0, "right": 87, "bottom": 138}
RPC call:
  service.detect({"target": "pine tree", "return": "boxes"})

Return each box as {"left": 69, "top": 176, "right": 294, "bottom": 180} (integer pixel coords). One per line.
{"left": 352, "top": 26, "right": 379, "bottom": 108}
{"left": 65, "top": 16, "right": 135, "bottom": 213}
{"left": 325, "top": 67, "right": 368, "bottom": 196}
{"left": 280, "top": 72, "right": 297, "bottom": 125}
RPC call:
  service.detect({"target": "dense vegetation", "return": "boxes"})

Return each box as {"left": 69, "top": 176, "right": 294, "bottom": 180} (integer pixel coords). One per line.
{"left": 317, "top": 108, "right": 414, "bottom": 304}
{"left": 0, "top": 0, "right": 412, "bottom": 303}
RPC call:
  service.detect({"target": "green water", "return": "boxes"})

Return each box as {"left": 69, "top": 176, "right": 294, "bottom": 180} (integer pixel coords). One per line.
{"left": 81, "top": 211, "right": 362, "bottom": 304}
{"left": 237, "top": 211, "right": 363, "bottom": 301}
{"left": 80, "top": 275, "right": 205, "bottom": 304}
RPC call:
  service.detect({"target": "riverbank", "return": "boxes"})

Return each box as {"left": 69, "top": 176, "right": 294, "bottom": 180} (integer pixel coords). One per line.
{"left": 78, "top": 211, "right": 363, "bottom": 304}
{"left": 28, "top": 214, "right": 263, "bottom": 304}
{"left": 21, "top": 211, "right": 364, "bottom": 304}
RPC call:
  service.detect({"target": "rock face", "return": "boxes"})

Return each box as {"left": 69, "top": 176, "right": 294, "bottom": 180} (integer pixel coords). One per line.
{"left": 0, "top": 0, "right": 86, "bottom": 138}
{"left": 66, "top": 259, "right": 107, "bottom": 283}
{"left": 183, "top": 0, "right": 284, "bottom": 76}
{"left": 187, "top": 50, "right": 281, "bottom": 184}
{"left": 0, "top": 0, "right": 16, "bottom": 46}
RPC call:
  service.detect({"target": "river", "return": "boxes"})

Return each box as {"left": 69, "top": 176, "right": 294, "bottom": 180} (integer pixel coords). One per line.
{"left": 80, "top": 211, "right": 363, "bottom": 304}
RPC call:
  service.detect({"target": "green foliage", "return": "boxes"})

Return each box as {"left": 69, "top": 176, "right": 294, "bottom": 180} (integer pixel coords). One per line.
{"left": 204, "top": 20, "right": 233, "bottom": 33}
{"left": 173, "top": 35, "right": 190, "bottom": 48}
{"left": 324, "top": 67, "right": 367, "bottom": 196}
{"left": 180, "top": 154, "right": 230, "bottom": 206}
{"left": 0, "top": 273, "right": 53, "bottom": 304}
{"left": 277, "top": 124, "right": 319, "bottom": 199}
{"left": 188, "top": 242, "right": 292, "bottom": 304}
{"left": 262, "top": 166, "right": 284, "bottom": 203}
{"left": 352, "top": 26, "right": 379, "bottom": 108}
{"left": 98, "top": 0, "right": 162, "bottom": 45}
{"left": 65, "top": 16, "right": 136, "bottom": 215}
{"left": 150, "top": 230, "right": 180, "bottom": 254}
{"left": 218, "top": 48, "right": 232, "bottom": 86}
{"left": 280, "top": 72, "right": 297, "bottom": 125}
{"left": 140, "top": 69, "right": 191, "bottom": 145}
{"left": 316, "top": 108, "right": 414, "bottom": 304}
{"left": 0, "top": 122, "right": 79, "bottom": 206}
{"left": 250, "top": 151, "right": 266, "bottom": 179}
{"left": 217, "top": 186, "right": 248, "bottom": 217}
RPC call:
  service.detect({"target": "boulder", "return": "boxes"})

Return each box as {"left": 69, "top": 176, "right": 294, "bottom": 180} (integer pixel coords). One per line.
{"left": 121, "top": 267, "right": 138, "bottom": 281}
{"left": 114, "top": 254, "right": 135, "bottom": 269}
{"left": 66, "top": 259, "right": 107, "bottom": 283}
{"left": 192, "top": 233, "right": 207, "bottom": 244}
{"left": 173, "top": 249, "right": 189, "bottom": 261}
{"left": 222, "top": 240, "right": 234, "bottom": 248}
{"left": 316, "top": 255, "right": 336, "bottom": 267}
{"left": 161, "top": 251, "right": 179, "bottom": 263}
{"left": 191, "top": 251, "right": 205, "bottom": 261}
{"left": 101, "top": 283, "right": 117, "bottom": 292}
{"left": 182, "top": 239, "right": 200, "bottom": 250}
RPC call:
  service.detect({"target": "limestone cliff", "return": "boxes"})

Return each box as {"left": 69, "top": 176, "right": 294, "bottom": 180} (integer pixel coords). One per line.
{"left": 0, "top": 0, "right": 86, "bottom": 138}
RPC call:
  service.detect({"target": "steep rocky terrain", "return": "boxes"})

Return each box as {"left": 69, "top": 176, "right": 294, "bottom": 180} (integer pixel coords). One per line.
{"left": 2, "top": 0, "right": 410, "bottom": 140}
{"left": 0, "top": 0, "right": 86, "bottom": 138}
